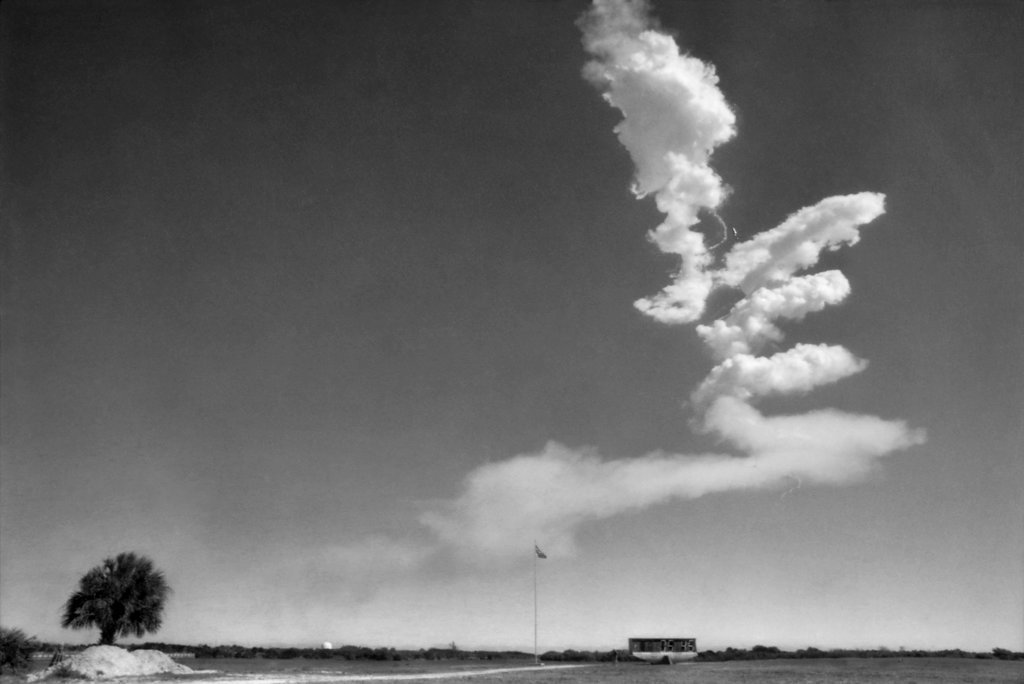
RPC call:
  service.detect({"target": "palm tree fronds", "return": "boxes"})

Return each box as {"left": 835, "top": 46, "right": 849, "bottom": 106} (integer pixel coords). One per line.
{"left": 60, "top": 552, "right": 170, "bottom": 645}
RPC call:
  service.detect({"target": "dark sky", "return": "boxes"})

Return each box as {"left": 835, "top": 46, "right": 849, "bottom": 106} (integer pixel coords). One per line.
{"left": 2, "top": 0, "right": 1022, "bottom": 651}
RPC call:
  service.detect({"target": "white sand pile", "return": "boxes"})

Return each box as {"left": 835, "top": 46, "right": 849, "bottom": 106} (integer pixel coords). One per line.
{"left": 29, "top": 645, "right": 195, "bottom": 680}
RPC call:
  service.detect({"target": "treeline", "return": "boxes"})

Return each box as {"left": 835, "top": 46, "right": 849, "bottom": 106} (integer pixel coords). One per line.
{"left": 131, "top": 642, "right": 534, "bottom": 662}
{"left": 695, "top": 645, "right": 1024, "bottom": 662}
{"left": 31, "top": 642, "right": 1023, "bottom": 663}
{"left": 34, "top": 641, "right": 619, "bottom": 662}
{"left": 538, "top": 650, "right": 622, "bottom": 662}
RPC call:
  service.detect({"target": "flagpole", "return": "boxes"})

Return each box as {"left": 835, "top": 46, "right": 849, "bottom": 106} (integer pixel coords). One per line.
{"left": 533, "top": 541, "right": 538, "bottom": 665}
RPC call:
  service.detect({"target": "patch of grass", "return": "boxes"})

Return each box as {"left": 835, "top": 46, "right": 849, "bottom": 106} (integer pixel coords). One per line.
{"left": 156, "top": 657, "right": 1024, "bottom": 684}
{"left": 47, "top": 661, "right": 79, "bottom": 680}
{"left": 368, "top": 658, "right": 1024, "bottom": 684}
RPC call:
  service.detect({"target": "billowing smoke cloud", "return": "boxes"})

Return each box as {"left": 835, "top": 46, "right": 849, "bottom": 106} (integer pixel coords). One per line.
{"left": 697, "top": 271, "right": 851, "bottom": 359}
{"left": 580, "top": 0, "right": 736, "bottom": 324}
{"left": 690, "top": 343, "right": 868, "bottom": 408}
{"left": 421, "top": 0, "right": 924, "bottom": 561}
{"left": 423, "top": 404, "right": 922, "bottom": 559}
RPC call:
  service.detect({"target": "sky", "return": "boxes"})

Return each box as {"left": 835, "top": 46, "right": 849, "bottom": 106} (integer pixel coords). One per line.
{"left": 1, "top": 0, "right": 1022, "bottom": 654}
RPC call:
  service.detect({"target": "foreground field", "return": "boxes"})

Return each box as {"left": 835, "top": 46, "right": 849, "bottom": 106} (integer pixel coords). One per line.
{"left": 5, "top": 657, "right": 1021, "bottom": 684}
{"left": 183, "top": 657, "right": 1021, "bottom": 683}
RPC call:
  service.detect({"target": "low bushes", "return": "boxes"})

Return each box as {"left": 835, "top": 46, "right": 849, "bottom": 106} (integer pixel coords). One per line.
{"left": 1, "top": 627, "right": 39, "bottom": 673}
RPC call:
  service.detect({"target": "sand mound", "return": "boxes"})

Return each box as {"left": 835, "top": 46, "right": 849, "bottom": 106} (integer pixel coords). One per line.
{"left": 29, "top": 645, "right": 194, "bottom": 680}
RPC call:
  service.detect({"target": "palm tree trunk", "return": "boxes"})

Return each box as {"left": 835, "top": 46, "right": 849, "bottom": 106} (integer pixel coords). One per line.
{"left": 99, "top": 625, "right": 116, "bottom": 645}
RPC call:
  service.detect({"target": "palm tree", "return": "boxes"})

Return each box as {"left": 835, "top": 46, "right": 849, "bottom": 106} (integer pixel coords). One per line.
{"left": 61, "top": 552, "right": 171, "bottom": 645}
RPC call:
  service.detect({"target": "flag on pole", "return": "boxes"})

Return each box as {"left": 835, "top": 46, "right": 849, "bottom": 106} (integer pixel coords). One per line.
{"left": 535, "top": 544, "right": 547, "bottom": 559}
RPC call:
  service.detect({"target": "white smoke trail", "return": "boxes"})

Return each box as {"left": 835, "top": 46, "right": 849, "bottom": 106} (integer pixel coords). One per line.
{"left": 690, "top": 343, "right": 869, "bottom": 408}
{"left": 697, "top": 271, "right": 852, "bottom": 360}
{"left": 420, "top": 0, "right": 924, "bottom": 561}
{"left": 717, "top": 193, "right": 886, "bottom": 293}
{"left": 706, "top": 209, "right": 735, "bottom": 250}
{"left": 580, "top": 0, "right": 736, "bottom": 324}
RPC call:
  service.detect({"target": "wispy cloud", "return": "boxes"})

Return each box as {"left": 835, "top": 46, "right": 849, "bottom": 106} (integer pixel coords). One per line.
{"left": 312, "top": 537, "right": 433, "bottom": 575}
{"left": 420, "top": 0, "right": 924, "bottom": 562}
{"left": 265, "top": 537, "right": 433, "bottom": 600}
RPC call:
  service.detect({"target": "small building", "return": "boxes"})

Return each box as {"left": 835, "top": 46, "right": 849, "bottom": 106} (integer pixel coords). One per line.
{"left": 628, "top": 637, "right": 697, "bottom": 664}
{"left": 321, "top": 642, "right": 333, "bottom": 650}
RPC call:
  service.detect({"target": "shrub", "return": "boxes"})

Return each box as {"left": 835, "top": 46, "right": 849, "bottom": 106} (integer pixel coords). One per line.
{"left": 50, "top": 660, "right": 79, "bottom": 679}
{"left": 0, "top": 627, "right": 39, "bottom": 673}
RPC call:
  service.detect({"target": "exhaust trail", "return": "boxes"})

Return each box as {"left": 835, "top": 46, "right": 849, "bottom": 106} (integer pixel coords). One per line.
{"left": 421, "top": 0, "right": 924, "bottom": 561}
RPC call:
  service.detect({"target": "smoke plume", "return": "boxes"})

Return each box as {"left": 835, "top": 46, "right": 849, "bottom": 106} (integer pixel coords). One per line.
{"left": 421, "top": 0, "right": 924, "bottom": 561}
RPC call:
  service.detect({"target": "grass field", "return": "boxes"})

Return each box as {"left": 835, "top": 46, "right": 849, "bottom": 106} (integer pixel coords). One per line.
{"left": 190, "top": 657, "right": 1022, "bottom": 683}
{"left": 5, "top": 657, "right": 1021, "bottom": 684}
